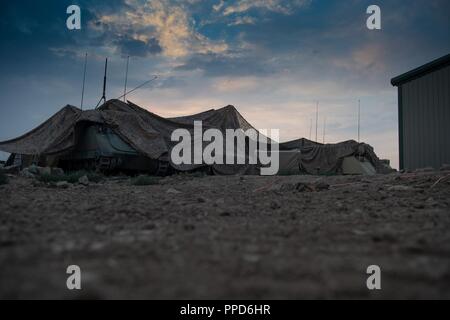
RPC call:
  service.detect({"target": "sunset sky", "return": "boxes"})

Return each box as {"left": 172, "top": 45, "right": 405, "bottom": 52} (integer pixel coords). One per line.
{"left": 0, "top": 0, "right": 449, "bottom": 168}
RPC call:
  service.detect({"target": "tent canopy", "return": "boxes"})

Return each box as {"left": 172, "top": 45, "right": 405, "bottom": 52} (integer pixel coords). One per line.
{"left": 0, "top": 100, "right": 388, "bottom": 175}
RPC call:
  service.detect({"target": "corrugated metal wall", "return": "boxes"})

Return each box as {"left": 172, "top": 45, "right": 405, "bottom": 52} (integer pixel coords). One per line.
{"left": 401, "top": 64, "right": 450, "bottom": 169}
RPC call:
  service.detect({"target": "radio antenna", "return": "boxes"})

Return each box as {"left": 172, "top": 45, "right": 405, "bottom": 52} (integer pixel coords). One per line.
{"left": 123, "top": 56, "right": 130, "bottom": 102}
{"left": 116, "top": 75, "right": 158, "bottom": 101}
{"left": 80, "top": 53, "right": 88, "bottom": 110}
{"left": 315, "top": 101, "right": 319, "bottom": 142}
{"left": 309, "top": 118, "right": 312, "bottom": 140}
{"left": 95, "top": 58, "right": 108, "bottom": 109}
{"left": 358, "top": 99, "right": 361, "bottom": 143}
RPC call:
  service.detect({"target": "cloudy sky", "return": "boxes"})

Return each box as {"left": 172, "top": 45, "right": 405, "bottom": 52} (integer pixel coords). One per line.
{"left": 0, "top": 0, "right": 449, "bottom": 168}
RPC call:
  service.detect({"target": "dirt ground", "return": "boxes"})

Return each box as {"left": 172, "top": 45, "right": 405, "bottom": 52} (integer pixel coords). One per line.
{"left": 0, "top": 170, "right": 450, "bottom": 300}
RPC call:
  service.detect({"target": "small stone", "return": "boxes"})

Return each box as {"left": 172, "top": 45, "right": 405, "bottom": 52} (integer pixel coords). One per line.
{"left": 352, "top": 229, "right": 367, "bottom": 236}
{"left": 295, "top": 182, "right": 308, "bottom": 192}
{"left": 314, "top": 182, "right": 330, "bottom": 191}
{"left": 56, "top": 181, "right": 70, "bottom": 189}
{"left": 270, "top": 200, "right": 281, "bottom": 210}
{"left": 413, "top": 203, "right": 425, "bottom": 209}
{"left": 335, "top": 201, "right": 345, "bottom": 210}
{"left": 414, "top": 167, "right": 435, "bottom": 173}
{"left": 243, "top": 254, "right": 260, "bottom": 263}
{"left": 31, "top": 180, "right": 43, "bottom": 187}
{"left": 89, "top": 242, "right": 106, "bottom": 251}
{"left": 94, "top": 225, "right": 108, "bottom": 233}
{"left": 387, "top": 185, "right": 413, "bottom": 191}
{"left": 78, "top": 175, "right": 89, "bottom": 186}
{"left": 197, "top": 197, "right": 207, "bottom": 203}
{"left": 280, "top": 183, "right": 295, "bottom": 191}
{"left": 166, "top": 188, "right": 181, "bottom": 194}
{"left": 143, "top": 223, "right": 156, "bottom": 230}
{"left": 440, "top": 164, "right": 450, "bottom": 171}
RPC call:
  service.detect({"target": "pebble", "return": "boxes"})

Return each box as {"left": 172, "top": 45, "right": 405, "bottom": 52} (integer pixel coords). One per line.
{"left": 166, "top": 188, "right": 181, "bottom": 194}
{"left": 56, "top": 181, "right": 70, "bottom": 189}
{"left": 78, "top": 175, "right": 89, "bottom": 186}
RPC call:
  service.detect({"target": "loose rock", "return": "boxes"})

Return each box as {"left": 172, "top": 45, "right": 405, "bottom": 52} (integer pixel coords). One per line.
{"left": 387, "top": 185, "right": 413, "bottom": 191}
{"left": 78, "top": 175, "right": 89, "bottom": 186}
{"left": 56, "top": 181, "right": 70, "bottom": 189}
{"left": 166, "top": 188, "right": 181, "bottom": 194}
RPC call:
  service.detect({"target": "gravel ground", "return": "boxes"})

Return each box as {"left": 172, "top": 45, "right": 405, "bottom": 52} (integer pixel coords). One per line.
{"left": 0, "top": 171, "right": 450, "bottom": 299}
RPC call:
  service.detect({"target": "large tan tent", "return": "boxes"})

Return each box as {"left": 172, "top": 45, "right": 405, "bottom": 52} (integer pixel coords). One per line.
{"left": 0, "top": 100, "right": 389, "bottom": 175}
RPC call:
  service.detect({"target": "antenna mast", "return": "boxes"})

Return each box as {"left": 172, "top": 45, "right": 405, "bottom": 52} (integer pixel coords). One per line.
{"left": 123, "top": 56, "right": 130, "bottom": 102}
{"left": 323, "top": 116, "right": 326, "bottom": 144}
{"left": 96, "top": 58, "right": 108, "bottom": 109}
{"left": 358, "top": 99, "right": 361, "bottom": 143}
{"left": 309, "top": 118, "right": 312, "bottom": 140}
{"left": 80, "top": 53, "right": 88, "bottom": 110}
{"left": 315, "top": 101, "right": 319, "bottom": 142}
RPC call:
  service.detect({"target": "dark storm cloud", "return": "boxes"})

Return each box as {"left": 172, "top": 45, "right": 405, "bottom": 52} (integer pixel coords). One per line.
{"left": 114, "top": 37, "right": 163, "bottom": 57}
{"left": 176, "top": 52, "right": 273, "bottom": 77}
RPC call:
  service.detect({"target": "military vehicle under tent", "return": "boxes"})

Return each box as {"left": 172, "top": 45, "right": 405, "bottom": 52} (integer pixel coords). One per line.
{"left": 0, "top": 100, "right": 391, "bottom": 176}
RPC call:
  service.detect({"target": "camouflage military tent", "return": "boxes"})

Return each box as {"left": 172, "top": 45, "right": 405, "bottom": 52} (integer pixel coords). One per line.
{"left": 0, "top": 99, "right": 389, "bottom": 175}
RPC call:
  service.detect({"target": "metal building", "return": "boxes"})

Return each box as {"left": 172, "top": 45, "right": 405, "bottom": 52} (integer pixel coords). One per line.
{"left": 391, "top": 54, "right": 450, "bottom": 170}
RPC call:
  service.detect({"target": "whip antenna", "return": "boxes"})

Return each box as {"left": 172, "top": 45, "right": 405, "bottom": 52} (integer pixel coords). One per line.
{"left": 358, "top": 99, "right": 361, "bottom": 143}
{"left": 95, "top": 58, "right": 108, "bottom": 109}
{"left": 315, "top": 101, "right": 319, "bottom": 142}
{"left": 123, "top": 56, "right": 130, "bottom": 102}
{"left": 80, "top": 53, "right": 88, "bottom": 110}
{"left": 116, "top": 75, "right": 158, "bottom": 101}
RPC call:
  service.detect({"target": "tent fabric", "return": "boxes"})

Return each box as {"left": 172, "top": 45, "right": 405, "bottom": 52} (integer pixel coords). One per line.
{"left": 0, "top": 106, "right": 80, "bottom": 155}
{"left": 280, "top": 138, "right": 323, "bottom": 150}
{"left": 0, "top": 99, "right": 388, "bottom": 175}
{"left": 280, "top": 138, "right": 389, "bottom": 174}
{"left": 0, "top": 100, "right": 259, "bottom": 173}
